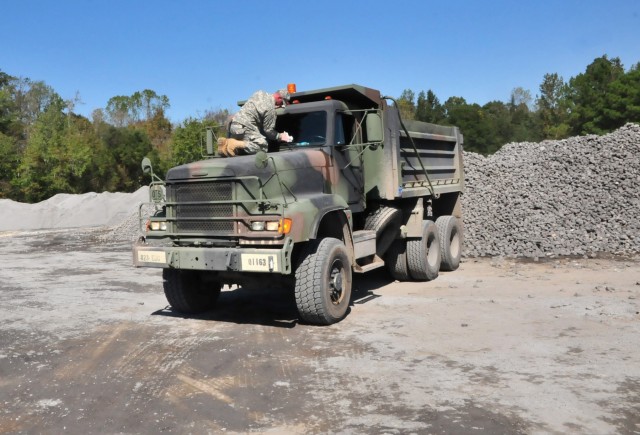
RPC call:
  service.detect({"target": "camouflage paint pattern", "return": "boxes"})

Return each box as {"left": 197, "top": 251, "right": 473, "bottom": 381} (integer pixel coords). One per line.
{"left": 133, "top": 84, "right": 465, "bottom": 281}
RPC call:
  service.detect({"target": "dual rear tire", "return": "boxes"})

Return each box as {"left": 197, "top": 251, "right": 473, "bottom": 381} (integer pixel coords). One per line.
{"left": 385, "top": 215, "right": 462, "bottom": 281}
{"left": 407, "top": 220, "right": 441, "bottom": 281}
{"left": 436, "top": 215, "right": 463, "bottom": 271}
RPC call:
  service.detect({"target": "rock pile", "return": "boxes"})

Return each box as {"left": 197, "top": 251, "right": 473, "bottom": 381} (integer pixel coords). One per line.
{"left": 461, "top": 123, "right": 640, "bottom": 258}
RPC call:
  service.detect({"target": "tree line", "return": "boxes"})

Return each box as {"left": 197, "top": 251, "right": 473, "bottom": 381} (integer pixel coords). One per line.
{"left": 396, "top": 55, "right": 639, "bottom": 155}
{"left": 0, "top": 73, "right": 229, "bottom": 203}
{"left": 1, "top": 54, "right": 638, "bottom": 203}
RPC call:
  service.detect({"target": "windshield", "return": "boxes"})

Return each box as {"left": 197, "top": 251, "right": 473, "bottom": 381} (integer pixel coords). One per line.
{"left": 276, "top": 111, "right": 327, "bottom": 147}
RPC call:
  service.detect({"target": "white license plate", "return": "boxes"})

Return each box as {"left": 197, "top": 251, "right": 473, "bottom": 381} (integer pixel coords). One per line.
{"left": 137, "top": 250, "right": 167, "bottom": 264}
{"left": 241, "top": 253, "right": 279, "bottom": 272}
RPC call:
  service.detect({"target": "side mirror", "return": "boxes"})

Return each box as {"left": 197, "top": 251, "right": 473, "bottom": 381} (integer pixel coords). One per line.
{"left": 365, "top": 112, "right": 383, "bottom": 143}
{"left": 141, "top": 157, "right": 153, "bottom": 174}
{"left": 254, "top": 150, "right": 269, "bottom": 169}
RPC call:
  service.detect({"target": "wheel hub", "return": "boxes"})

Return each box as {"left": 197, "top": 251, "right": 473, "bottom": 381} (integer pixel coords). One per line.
{"left": 329, "top": 263, "right": 344, "bottom": 305}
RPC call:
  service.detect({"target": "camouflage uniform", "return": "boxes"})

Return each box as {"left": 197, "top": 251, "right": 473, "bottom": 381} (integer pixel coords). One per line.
{"left": 229, "top": 90, "right": 280, "bottom": 153}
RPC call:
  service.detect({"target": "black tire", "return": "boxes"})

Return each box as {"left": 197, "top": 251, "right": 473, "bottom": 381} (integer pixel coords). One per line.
{"left": 436, "top": 215, "right": 463, "bottom": 271}
{"left": 407, "top": 220, "right": 441, "bottom": 281}
{"left": 294, "top": 238, "right": 352, "bottom": 325}
{"left": 364, "top": 206, "right": 402, "bottom": 257}
{"left": 162, "top": 269, "right": 221, "bottom": 314}
{"left": 385, "top": 238, "right": 410, "bottom": 281}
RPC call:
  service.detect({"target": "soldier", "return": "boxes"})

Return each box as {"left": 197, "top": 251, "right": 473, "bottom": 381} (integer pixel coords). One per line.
{"left": 218, "top": 89, "right": 294, "bottom": 156}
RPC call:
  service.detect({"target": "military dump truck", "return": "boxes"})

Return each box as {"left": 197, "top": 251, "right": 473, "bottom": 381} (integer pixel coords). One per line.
{"left": 133, "top": 84, "right": 465, "bottom": 325}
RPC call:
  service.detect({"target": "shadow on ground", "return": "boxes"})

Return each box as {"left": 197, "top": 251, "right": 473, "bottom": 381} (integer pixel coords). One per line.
{"left": 152, "top": 268, "right": 395, "bottom": 328}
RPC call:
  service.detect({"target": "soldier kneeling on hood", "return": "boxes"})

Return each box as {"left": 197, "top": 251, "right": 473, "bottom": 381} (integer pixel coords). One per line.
{"left": 218, "top": 88, "right": 293, "bottom": 157}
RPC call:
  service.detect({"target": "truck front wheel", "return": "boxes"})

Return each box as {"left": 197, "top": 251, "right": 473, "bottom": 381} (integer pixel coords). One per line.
{"left": 162, "top": 269, "right": 221, "bottom": 314}
{"left": 294, "top": 238, "right": 352, "bottom": 325}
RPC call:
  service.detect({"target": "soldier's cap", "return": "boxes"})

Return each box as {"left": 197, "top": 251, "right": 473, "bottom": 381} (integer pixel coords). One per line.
{"left": 276, "top": 88, "right": 291, "bottom": 102}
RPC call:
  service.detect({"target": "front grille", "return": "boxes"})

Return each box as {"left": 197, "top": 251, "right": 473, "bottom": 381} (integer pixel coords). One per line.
{"left": 176, "top": 204, "right": 232, "bottom": 218}
{"left": 176, "top": 220, "right": 233, "bottom": 233}
{"left": 169, "top": 182, "right": 232, "bottom": 202}
{"left": 167, "top": 181, "right": 235, "bottom": 234}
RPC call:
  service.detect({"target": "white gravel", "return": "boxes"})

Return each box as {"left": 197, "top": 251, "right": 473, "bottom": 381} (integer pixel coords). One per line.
{"left": 0, "top": 187, "right": 149, "bottom": 232}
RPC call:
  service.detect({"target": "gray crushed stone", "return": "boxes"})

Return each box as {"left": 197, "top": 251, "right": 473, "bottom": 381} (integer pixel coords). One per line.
{"left": 462, "top": 122, "right": 640, "bottom": 258}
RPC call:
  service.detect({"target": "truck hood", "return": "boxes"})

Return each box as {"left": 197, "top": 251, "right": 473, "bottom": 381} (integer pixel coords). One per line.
{"left": 165, "top": 149, "right": 331, "bottom": 181}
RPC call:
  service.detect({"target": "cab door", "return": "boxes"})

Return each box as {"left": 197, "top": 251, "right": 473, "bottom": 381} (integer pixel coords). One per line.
{"left": 331, "top": 113, "right": 365, "bottom": 212}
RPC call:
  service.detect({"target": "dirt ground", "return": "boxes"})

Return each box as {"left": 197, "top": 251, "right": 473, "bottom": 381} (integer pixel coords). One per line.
{"left": 0, "top": 228, "right": 639, "bottom": 434}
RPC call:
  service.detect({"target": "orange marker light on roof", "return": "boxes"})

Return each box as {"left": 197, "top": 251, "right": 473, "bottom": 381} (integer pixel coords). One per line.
{"left": 287, "top": 83, "right": 297, "bottom": 94}
{"left": 324, "top": 96, "right": 332, "bottom": 100}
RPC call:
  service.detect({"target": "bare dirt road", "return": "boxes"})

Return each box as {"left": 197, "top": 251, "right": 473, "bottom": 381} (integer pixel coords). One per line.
{"left": 1, "top": 229, "right": 639, "bottom": 434}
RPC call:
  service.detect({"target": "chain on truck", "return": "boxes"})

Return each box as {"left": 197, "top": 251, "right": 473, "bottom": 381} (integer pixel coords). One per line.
{"left": 133, "top": 84, "right": 465, "bottom": 325}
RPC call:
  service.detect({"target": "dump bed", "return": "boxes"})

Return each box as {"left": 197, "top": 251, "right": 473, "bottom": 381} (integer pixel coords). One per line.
{"left": 371, "top": 110, "right": 464, "bottom": 200}
{"left": 399, "top": 119, "right": 464, "bottom": 195}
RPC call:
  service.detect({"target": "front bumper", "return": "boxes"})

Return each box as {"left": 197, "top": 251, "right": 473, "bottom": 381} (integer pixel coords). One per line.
{"left": 133, "top": 237, "right": 294, "bottom": 274}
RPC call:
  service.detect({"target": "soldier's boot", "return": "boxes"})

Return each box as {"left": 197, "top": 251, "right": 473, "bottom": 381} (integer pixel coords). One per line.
{"left": 224, "top": 138, "right": 247, "bottom": 157}
{"left": 217, "top": 138, "right": 228, "bottom": 156}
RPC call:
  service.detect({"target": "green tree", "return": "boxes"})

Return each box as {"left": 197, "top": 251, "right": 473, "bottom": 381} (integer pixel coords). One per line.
{"left": 0, "top": 70, "right": 17, "bottom": 136}
{"left": 15, "top": 96, "right": 107, "bottom": 202}
{"left": 603, "top": 62, "right": 640, "bottom": 127}
{"left": 105, "top": 89, "right": 170, "bottom": 127}
{"left": 536, "top": 73, "right": 571, "bottom": 139}
{"left": 0, "top": 132, "right": 19, "bottom": 198}
{"left": 135, "top": 108, "right": 173, "bottom": 166}
{"left": 416, "top": 90, "right": 445, "bottom": 124}
{"left": 482, "top": 100, "right": 512, "bottom": 151}
{"left": 169, "top": 117, "right": 222, "bottom": 169}
{"left": 508, "top": 87, "right": 539, "bottom": 142}
{"left": 13, "top": 78, "right": 58, "bottom": 134}
{"left": 99, "top": 125, "right": 156, "bottom": 192}
{"left": 396, "top": 89, "right": 416, "bottom": 120}
{"left": 135, "top": 89, "right": 170, "bottom": 121}
{"left": 105, "top": 95, "right": 133, "bottom": 127}
{"left": 569, "top": 55, "right": 625, "bottom": 134}
{"left": 444, "top": 97, "right": 492, "bottom": 154}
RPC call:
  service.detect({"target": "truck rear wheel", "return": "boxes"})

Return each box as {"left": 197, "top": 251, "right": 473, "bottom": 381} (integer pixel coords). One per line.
{"left": 162, "top": 269, "right": 221, "bottom": 314}
{"left": 294, "top": 238, "right": 352, "bottom": 325}
{"left": 385, "top": 239, "right": 410, "bottom": 281}
{"left": 407, "top": 220, "right": 441, "bottom": 281}
{"left": 364, "top": 206, "right": 402, "bottom": 257}
{"left": 436, "top": 216, "right": 463, "bottom": 271}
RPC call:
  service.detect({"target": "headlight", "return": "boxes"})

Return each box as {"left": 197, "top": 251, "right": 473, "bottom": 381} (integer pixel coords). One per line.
{"left": 250, "top": 221, "right": 265, "bottom": 231}
{"left": 149, "top": 220, "right": 167, "bottom": 231}
{"left": 265, "top": 221, "right": 279, "bottom": 231}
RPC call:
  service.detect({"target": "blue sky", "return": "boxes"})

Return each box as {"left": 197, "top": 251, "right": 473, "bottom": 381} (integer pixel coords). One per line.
{"left": 2, "top": 0, "right": 639, "bottom": 123}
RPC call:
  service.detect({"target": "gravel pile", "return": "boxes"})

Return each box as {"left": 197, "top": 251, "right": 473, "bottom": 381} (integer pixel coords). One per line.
{"left": 0, "top": 187, "right": 149, "bottom": 232}
{"left": 97, "top": 202, "right": 157, "bottom": 244}
{"left": 461, "top": 123, "right": 640, "bottom": 258}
